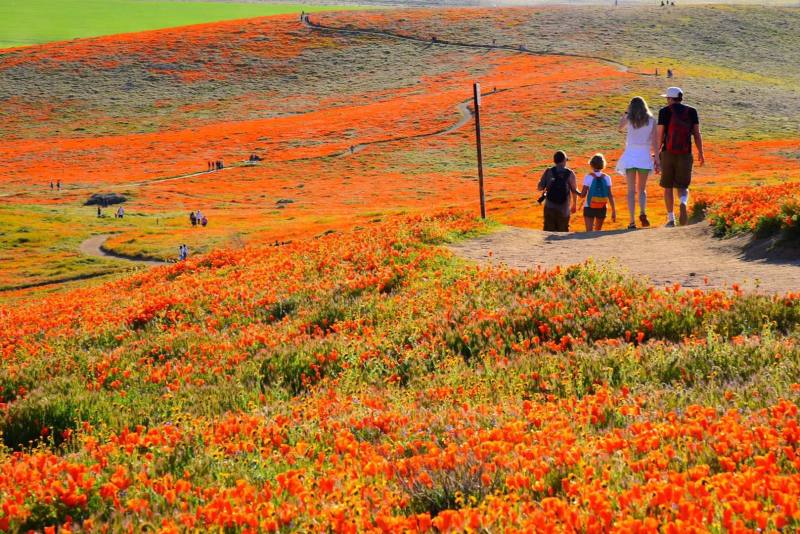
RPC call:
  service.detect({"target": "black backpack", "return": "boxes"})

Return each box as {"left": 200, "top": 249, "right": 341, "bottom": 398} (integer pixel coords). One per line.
{"left": 546, "top": 166, "right": 569, "bottom": 204}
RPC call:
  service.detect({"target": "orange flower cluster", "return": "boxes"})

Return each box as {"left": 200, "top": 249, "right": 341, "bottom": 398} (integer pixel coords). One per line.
{"left": 2, "top": 211, "right": 800, "bottom": 531}
{"left": 695, "top": 181, "right": 800, "bottom": 238}
{"left": 3, "top": 386, "right": 800, "bottom": 532}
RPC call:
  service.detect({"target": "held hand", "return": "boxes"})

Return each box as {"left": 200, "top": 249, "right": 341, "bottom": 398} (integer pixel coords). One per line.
{"left": 698, "top": 153, "right": 705, "bottom": 167}
{"left": 611, "top": 211, "right": 617, "bottom": 223}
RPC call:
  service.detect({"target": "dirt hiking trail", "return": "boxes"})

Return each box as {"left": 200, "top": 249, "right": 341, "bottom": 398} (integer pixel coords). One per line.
{"left": 450, "top": 224, "right": 800, "bottom": 294}
{"left": 79, "top": 234, "right": 166, "bottom": 266}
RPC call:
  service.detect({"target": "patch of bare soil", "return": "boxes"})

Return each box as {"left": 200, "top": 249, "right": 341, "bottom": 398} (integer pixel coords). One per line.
{"left": 449, "top": 223, "right": 800, "bottom": 293}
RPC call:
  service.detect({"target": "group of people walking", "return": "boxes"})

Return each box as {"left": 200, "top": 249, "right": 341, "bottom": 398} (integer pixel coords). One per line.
{"left": 189, "top": 210, "right": 208, "bottom": 227}
{"left": 207, "top": 160, "right": 224, "bottom": 171}
{"left": 537, "top": 86, "right": 703, "bottom": 232}
{"left": 178, "top": 244, "right": 189, "bottom": 261}
{"left": 49, "top": 180, "right": 62, "bottom": 191}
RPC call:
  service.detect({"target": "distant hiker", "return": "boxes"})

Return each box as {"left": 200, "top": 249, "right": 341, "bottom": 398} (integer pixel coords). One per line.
{"left": 655, "top": 68, "right": 659, "bottom": 76}
{"left": 117, "top": 206, "right": 125, "bottom": 219}
{"left": 97, "top": 205, "right": 102, "bottom": 218}
{"left": 179, "top": 244, "right": 188, "bottom": 261}
{"left": 431, "top": 35, "right": 437, "bottom": 43}
{"left": 300, "top": 10, "right": 305, "bottom": 21}
{"left": 49, "top": 181, "right": 53, "bottom": 190}
{"left": 57, "top": 180, "right": 61, "bottom": 191}
{"left": 616, "top": 96, "right": 658, "bottom": 229}
{"left": 657, "top": 86, "right": 704, "bottom": 227}
{"left": 349, "top": 145, "right": 355, "bottom": 154}
{"left": 661, "top": 1, "right": 665, "bottom": 6}
{"left": 196, "top": 210, "right": 203, "bottom": 225}
{"left": 537, "top": 150, "right": 578, "bottom": 232}
{"left": 667, "top": 69, "right": 673, "bottom": 78}
{"left": 492, "top": 38, "right": 497, "bottom": 46}
{"left": 201, "top": 215, "right": 208, "bottom": 227}
{"left": 579, "top": 154, "right": 616, "bottom": 232}
{"left": 190, "top": 211, "right": 197, "bottom": 227}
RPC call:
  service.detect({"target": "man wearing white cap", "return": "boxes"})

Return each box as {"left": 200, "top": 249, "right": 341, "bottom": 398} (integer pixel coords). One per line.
{"left": 656, "top": 87, "right": 704, "bottom": 227}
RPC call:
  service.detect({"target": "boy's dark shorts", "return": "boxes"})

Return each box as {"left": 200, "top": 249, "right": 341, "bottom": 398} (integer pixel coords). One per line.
{"left": 583, "top": 206, "right": 607, "bottom": 219}
{"left": 543, "top": 207, "right": 570, "bottom": 232}
{"left": 659, "top": 150, "right": 693, "bottom": 189}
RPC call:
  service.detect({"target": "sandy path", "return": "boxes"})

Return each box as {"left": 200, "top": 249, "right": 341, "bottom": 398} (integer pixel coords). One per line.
{"left": 79, "top": 234, "right": 166, "bottom": 266}
{"left": 449, "top": 224, "right": 800, "bottom": 293}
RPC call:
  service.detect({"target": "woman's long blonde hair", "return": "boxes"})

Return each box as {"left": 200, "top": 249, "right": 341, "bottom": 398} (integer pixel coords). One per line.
{"left": 627, "top": 96, "right": 653, "bottom": 129}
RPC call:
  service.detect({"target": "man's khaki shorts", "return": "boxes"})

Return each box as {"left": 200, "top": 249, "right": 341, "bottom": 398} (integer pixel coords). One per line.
{"left": 659, "top": 150, "right": 693, "bottom": 189}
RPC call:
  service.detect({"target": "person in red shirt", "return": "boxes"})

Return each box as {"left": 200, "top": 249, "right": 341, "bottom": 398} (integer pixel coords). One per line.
{"left": 657, "top": 87, "right": 705, "bottom": 227}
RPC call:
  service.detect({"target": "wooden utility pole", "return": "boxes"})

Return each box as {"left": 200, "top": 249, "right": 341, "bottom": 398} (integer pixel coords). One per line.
{"left": 473, "top": 82, "right": 486, "bottom": 219}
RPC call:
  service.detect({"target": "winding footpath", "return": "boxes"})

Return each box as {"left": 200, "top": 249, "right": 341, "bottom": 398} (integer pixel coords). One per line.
{"left": 79, "top": 234, "right": 167, "bottom": 266}
{"left": 302, "top": 17, "right": 650, "bottom": 75}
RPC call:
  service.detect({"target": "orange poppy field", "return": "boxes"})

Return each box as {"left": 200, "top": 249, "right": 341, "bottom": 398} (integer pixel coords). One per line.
{"left": 1, "top": 4, "right": 800, "bottom": 532}
{"left": 2, "top": 6, "right": 799, "bottom": 289}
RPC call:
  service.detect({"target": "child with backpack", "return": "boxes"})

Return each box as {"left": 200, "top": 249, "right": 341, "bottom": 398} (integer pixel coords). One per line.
{"left": 536, "top": 150, "right": 578, "bottom": 232}
{"left": 579, "top": 154, "right": 616, "bottom": 232}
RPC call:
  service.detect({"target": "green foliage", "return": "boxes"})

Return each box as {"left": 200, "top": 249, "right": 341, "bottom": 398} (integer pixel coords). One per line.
{"left": 397, "top": 453, "right": 505, "bottom": 517}
{"left": 0, "top": 0, "right": 358, "bottom": 48}
{"left": 1, "top": 377, "right": 110, "bottom": 450}
{"left": 260, "top": 340, "right": 343, "bottom": 395}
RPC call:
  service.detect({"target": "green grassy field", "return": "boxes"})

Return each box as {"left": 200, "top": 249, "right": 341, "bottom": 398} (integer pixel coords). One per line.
{"left": 0, "top": 0, "right": 357, "bottom": 48}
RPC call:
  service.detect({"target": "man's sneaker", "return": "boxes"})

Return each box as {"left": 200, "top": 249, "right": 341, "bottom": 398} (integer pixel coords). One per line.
{"left": 665, "top": 220, "right": 675, "bottom": 228}
{"left": 679, "top": 204, "right": 688, "bottom": 226}
{"left": 639, "top": 213, "right": 651, "bottom": 227}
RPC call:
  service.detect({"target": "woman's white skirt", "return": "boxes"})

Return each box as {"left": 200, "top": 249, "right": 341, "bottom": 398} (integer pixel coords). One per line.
{"left": 615, "top": 143, "right": 653, "bottom": 176}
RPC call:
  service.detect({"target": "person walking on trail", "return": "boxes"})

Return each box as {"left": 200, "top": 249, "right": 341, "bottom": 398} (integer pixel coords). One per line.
{"left": 616, "top": 96, "right": 659, "bottom": 229}
{"left": 537, "top": 150, "right": 577, "bottom": 232}
{"left": 116, "top": 206, "right": 125, "bottom": 219}
{"left": 190, "top": 211, "right": 197, "bottom": 227}
{"left": 57, "top": 180, "right": 61, "bottom": 191}
{"left": 579, "top": 154, "right": 616, "bottom": 232}
{"left": 657, "top": 87, "right": 704, "bottom": 227}
{"left": 49, "top": 181, "right": 53, "bottom": 191}
{"left": 97, "top": 205, "right": 102, "bottom": 218}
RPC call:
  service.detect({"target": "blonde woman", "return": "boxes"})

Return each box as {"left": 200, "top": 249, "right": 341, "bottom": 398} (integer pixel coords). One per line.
{"left": 616, "top": 97, "right": 659, "bottom": 229}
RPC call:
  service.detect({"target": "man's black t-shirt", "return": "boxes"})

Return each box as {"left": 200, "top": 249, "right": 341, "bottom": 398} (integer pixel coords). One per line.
{"left": 657, "top": 103, "right": 699, "bottom": 150}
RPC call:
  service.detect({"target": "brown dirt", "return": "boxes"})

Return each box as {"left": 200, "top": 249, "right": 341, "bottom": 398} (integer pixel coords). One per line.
{"left": 449, "top": 223, "right": 800, "bottom": 293}
{"left": 79, "top": 234, "right": 166, "bottom": 266}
